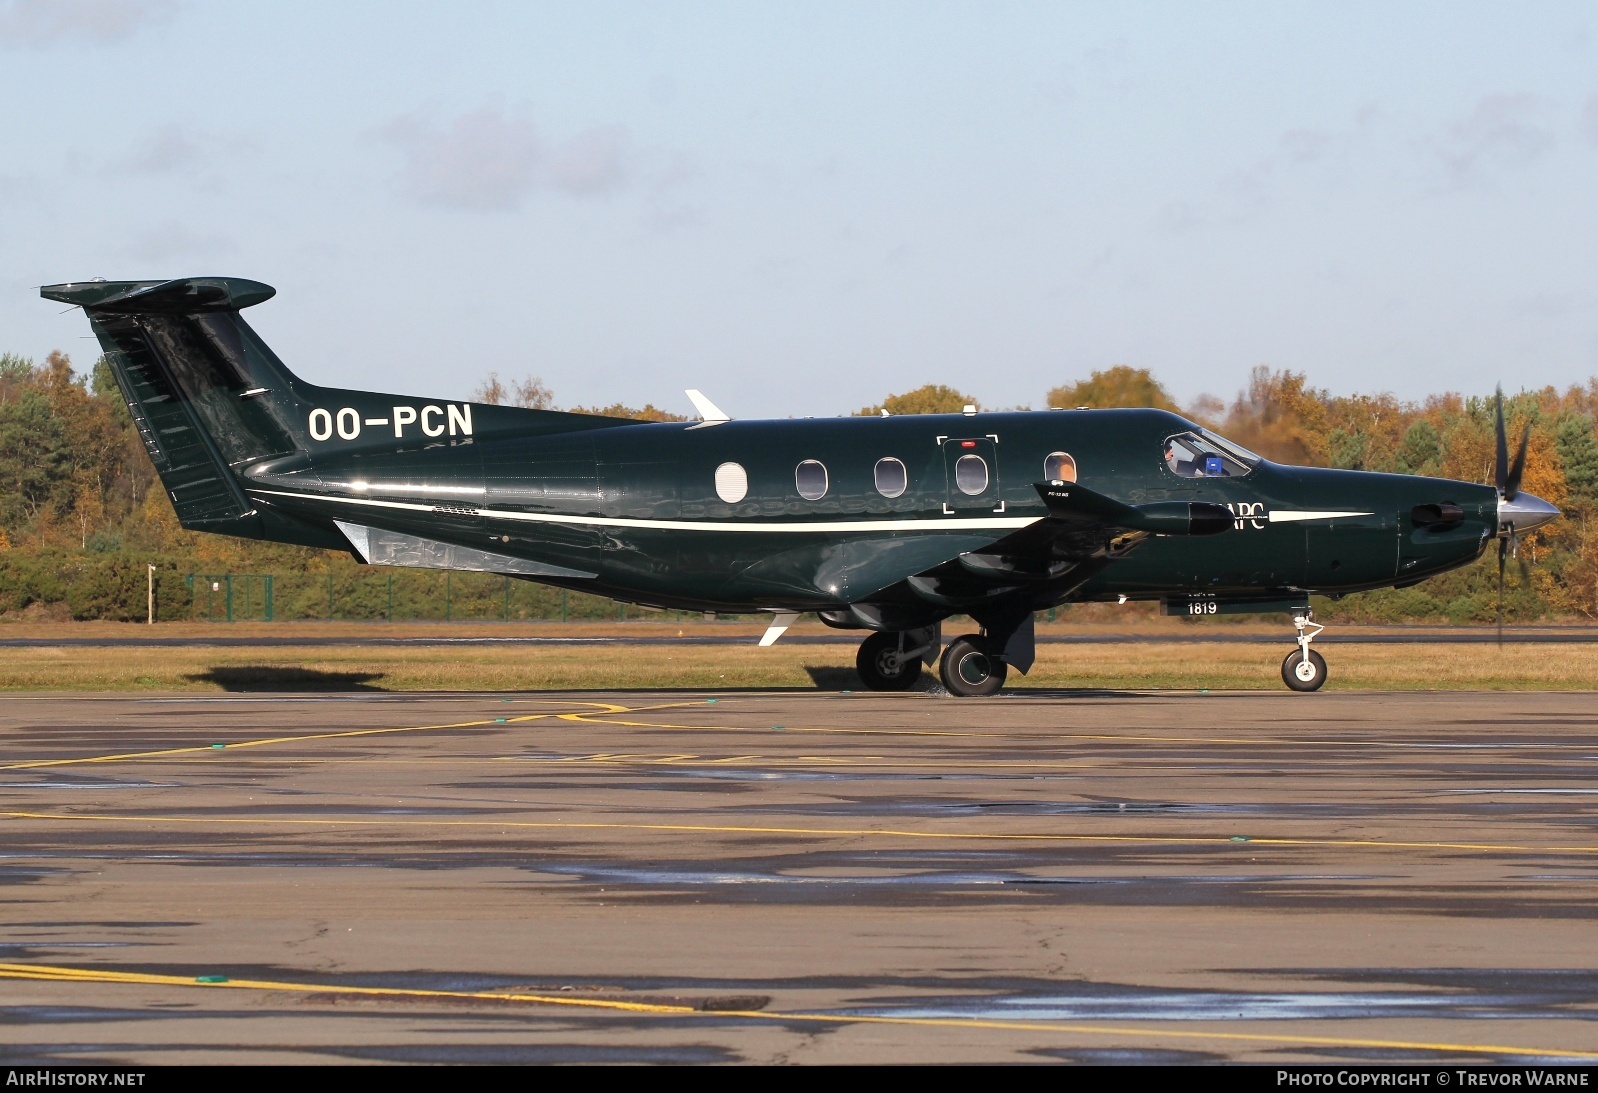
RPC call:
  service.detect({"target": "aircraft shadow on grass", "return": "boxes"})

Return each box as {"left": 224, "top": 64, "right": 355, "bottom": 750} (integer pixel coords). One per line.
{"left": 187, "top": 666, "right": 387, "bottom": 692}
{"left": 803, "top": 666, "right": 863, "bottom": 690}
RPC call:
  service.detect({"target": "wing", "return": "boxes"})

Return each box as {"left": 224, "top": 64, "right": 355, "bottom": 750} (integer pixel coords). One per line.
{"left": 825, "top": 483, "right": 1233, "bottom": 629}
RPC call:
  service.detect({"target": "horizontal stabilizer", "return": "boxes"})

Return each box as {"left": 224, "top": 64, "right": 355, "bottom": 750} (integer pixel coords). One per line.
{"left": 1034, "top": 482, "right": 1232, "bottom": 536}
{"left": 41, "top": 277, "right": 275, "bottom": 313}
{"left": 335, "top": 521, "right": 596, "bottom": 579}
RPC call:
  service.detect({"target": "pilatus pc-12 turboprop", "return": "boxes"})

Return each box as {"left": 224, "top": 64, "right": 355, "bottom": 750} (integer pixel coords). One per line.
{"left": 43, "top": 276, "right": 1561, "bottom": 695}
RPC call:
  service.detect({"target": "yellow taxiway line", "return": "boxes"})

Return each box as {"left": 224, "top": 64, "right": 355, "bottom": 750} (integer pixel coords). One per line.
{"left": 3, "top": 808, "right": 1597, "bottom": 856}
{"left": 0, "top": 700, "right": 651, "bottom": 772}
{"left": 0, "top": 960, "right": 1592, "bottom": 1062}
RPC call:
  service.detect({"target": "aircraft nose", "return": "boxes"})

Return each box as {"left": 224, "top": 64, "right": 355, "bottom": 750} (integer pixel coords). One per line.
{"left": 1498, "top": 491, "right": 1560, "bottom": 535}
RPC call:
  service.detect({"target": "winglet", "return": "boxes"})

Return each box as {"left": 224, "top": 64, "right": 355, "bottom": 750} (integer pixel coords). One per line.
{"left": 758, "top": 612, "right": 800, "bottom": 647}
{"left": 685, "top": 389, "right": 730, "bottom": 429}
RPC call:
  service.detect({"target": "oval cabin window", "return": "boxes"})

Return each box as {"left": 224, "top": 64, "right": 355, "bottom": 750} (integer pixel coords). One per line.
{"left": 874, "top": 457, "right": 907, "bottom": 498}
{"left": 1044, "top": 452, "right": 1076, "bottom": 484}
{"left": 954, "top": 454, "right": 989, "bottom": 496}
{"left": 795, "top": 460, "right": 828, "bottom": 500}
{"left": 714, "top": 462, "right": 748, "bottom": 504}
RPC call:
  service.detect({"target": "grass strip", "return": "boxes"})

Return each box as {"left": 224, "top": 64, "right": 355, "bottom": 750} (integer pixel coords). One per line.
{"left": 4, "top": 641, "right": 1598, "bottom": 691}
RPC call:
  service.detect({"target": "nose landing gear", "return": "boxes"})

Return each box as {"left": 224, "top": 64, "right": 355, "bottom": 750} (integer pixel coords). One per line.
{"left": 1281, "top": 611, "right": 1327, "bottom": 691}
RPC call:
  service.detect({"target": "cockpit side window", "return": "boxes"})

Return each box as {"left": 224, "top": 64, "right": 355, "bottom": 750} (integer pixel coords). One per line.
{"left": 1163, "top": 430, "right": 1258, "bottom": 478}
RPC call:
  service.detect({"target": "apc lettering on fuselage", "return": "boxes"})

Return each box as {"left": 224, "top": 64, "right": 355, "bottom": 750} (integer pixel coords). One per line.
{"left": 1226, "top": 501, "right": 1267, "bottom": 530}
{"left": 307, "top": 405, "right": 473, "bottom": 442}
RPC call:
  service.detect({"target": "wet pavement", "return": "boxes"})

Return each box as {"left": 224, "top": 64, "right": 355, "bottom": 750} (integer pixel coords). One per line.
{"left": 0, "top": 689, "right": 1596, "bottom": 1063}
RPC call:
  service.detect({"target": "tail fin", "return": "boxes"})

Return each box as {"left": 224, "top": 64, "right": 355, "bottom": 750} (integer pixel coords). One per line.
{"left": 43, "top": 277, "right": 309, "bottom": 537}
{"left": 43, "top": 276, "right": 625, "bottom": 548}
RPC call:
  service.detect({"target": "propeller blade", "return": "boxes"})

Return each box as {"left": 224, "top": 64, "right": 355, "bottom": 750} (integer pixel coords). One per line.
{"left": 1488, "top": 393, "right": 1540, "bottom": 643}
{"left": 1494, "top": 387, "right": 1509, "bottom": 494}
{"left": 1504, "top": 421, "right": 1530, "bottom": 502}
{"left": 1497, "top": 536, "right": 1507, "bottom": 648}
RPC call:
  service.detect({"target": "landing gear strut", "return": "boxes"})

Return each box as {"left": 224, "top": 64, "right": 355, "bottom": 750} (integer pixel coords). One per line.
{"left": 855, "top": 627, "right": 938, "bottom": 691}
{"left": 1281, "top": 611, "right": 1327, "bottom": 692}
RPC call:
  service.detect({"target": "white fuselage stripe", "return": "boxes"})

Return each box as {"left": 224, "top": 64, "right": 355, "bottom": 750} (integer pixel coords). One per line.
{"left": 252, "top": 489, "right": 1379, "bottom": 534}
{"left": 249, "top": 489, "right": 1041, "bottom": 534}
{"left": 1268, "top": 510, "right": 1375, "bottom": 523}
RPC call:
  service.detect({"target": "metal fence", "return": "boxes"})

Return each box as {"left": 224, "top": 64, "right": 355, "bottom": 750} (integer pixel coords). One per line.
{"left": 185, "top": 574, "right": 275, "bottom": 622}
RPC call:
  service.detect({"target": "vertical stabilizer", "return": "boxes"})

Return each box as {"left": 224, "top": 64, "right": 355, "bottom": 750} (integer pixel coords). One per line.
{"left": 42, "top": 277, "right": 336, "bottom": 542}
{"left": 41, "top": 276, "right": 634, "bottom": 548}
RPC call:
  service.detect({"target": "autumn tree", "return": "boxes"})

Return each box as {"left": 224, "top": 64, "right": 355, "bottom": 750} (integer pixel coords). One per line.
{"left": 1218, "top": 367, "right": 1329, "bottom": 466}
{"left": 473, "top": 373, "right": 554, "bottom": 409}
{"left": 855, "top": 384, "right": 978, "bottom": 417}
{"left": 473, "top": 374, "right": 507, "bottom": 405}
{"left": 0, "top": 352, "right": 152, "bottom": 549}
{"left": 1047, "top": 366, "right": 1181, "bottom": 412}
{"left": 1321, "top": 393, "right": 1406, "bottom": 471}
{"left": 1180, "top": 394, "right": 1224, "bottom": 428}
{"left": 471, "top": 370, "right": 685, "bottom": 420}
{"left": 568, "top": 403, "right": 688, "bottom": 422}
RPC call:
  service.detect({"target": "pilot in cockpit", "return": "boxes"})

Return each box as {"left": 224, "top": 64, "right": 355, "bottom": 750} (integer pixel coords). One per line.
{"left": 1166, "top": 430, "right": 1259, "bottom": 480}
{"left": 1164, "top": 441, "right": 1196, "bottom": 477}
{"left": 1164, "top": 437, "right": 1230, "bottom": 478}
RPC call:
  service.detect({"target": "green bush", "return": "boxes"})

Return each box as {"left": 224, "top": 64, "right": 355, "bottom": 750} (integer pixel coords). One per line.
{"left": 0, "top": 549, "right": 720, "bottom": 623}
{"left": 0, "top": 551, "right": 188, "bottom": 621}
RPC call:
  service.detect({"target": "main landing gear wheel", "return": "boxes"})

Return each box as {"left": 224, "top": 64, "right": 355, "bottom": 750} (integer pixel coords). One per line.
{"left": 939, "top": 635, "right": 1007, "bottom": 697}
{"left": 856, "top": 632, "right": 923, "bottom": 691}
{"left": 1281, "top": 649, "right": 1327, "bottom": 691}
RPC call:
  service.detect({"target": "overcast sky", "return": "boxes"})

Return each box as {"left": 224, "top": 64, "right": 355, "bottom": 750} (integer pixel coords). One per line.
{"left": 3, "top": 1, "right": 1597, "bottom": 417}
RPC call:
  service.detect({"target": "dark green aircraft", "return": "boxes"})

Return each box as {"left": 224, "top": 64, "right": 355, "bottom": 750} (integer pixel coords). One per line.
{"left": 42, "top": 276, "right": 1560, "bottom": 695}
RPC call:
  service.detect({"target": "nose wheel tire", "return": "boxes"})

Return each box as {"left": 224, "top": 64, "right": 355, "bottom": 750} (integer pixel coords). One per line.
{"left": 939, "top": 635, "right": 1008, "bottom": 697}
{"left": 856, "top": 632, "right": 923, "bottom": 691}
{"left": 1281, "top": 648, "right": 1328, "bottom": 692}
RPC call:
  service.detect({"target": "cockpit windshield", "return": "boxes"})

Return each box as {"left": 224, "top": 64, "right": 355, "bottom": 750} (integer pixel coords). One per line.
{"left": 1163, "top": 430, "right": 1261, "bottom": 478}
